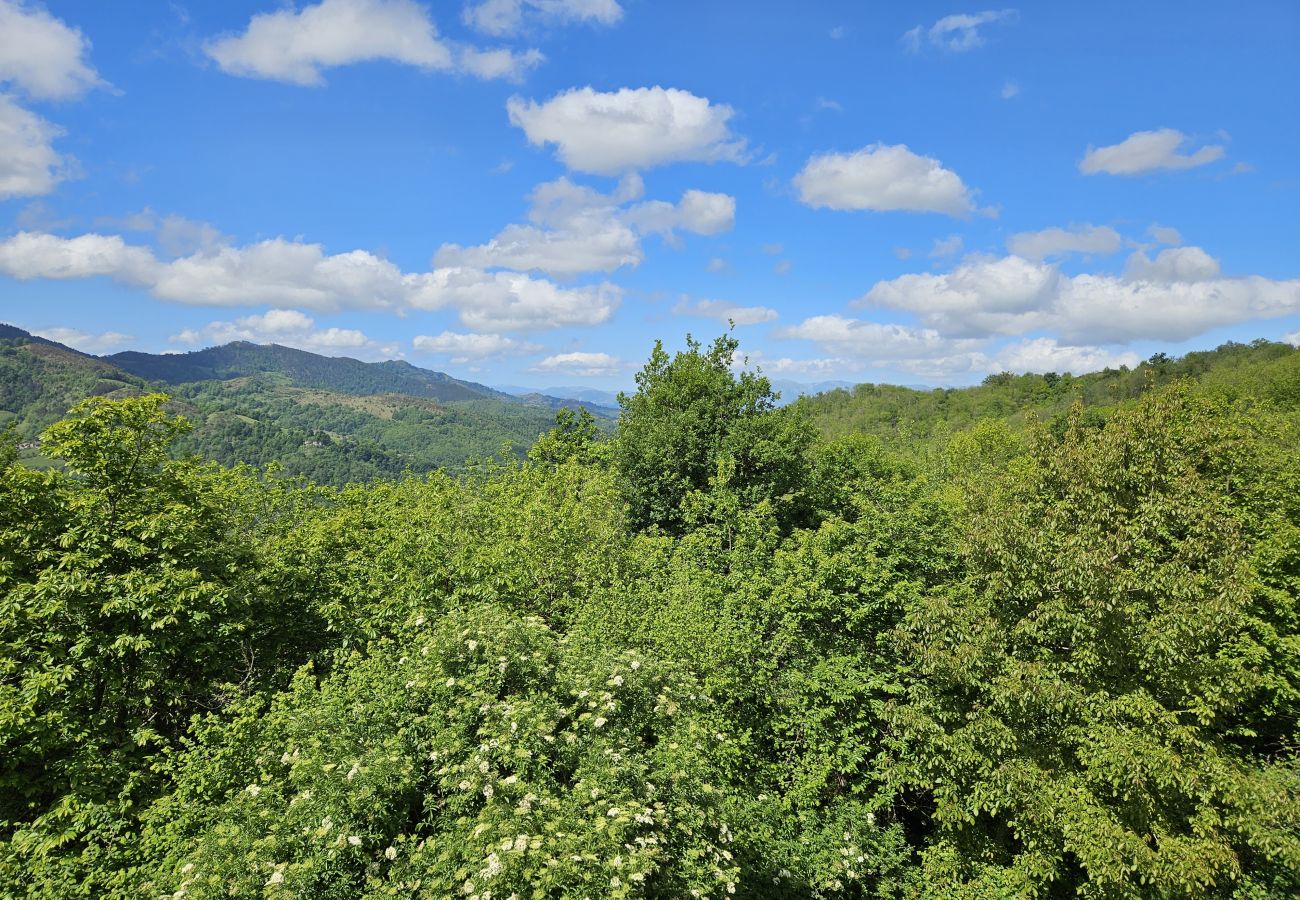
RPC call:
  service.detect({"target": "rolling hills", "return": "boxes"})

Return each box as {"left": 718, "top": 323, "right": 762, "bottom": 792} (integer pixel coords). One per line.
{"left": 0, "top": 325, "right": 613, "bottom": 484}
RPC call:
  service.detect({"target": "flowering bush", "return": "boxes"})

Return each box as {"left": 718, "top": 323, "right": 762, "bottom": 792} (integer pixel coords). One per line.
{"left": 141, "top": 605, "right": 739, "bottom": 899}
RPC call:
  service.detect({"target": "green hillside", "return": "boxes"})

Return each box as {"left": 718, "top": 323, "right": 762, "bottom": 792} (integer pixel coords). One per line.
{"left": 0, "top": 326, "right": 612, "bottom": 484}
{"left": 796, "top": 338, "right": 1300, "bottom": 451}
{"left": 107, "top": 341, "right": 512, "bottom": 402}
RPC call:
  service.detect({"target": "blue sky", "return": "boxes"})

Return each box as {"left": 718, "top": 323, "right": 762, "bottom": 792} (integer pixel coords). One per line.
{"left": 1, "top": 0, "right": 1298, "bottom": 389}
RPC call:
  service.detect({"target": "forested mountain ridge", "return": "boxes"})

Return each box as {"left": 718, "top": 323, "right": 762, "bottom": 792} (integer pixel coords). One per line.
{"left": 1, "top": 332, "right": 1298, "bottom": 897}
{"left": 107, "top": 340, "right": 514, "bottom": 402}
{"left": 0, "top": 325, "right": 613, "bottom": 484}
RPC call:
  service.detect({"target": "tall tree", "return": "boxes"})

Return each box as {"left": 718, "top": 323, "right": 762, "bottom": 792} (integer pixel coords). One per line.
{"left": 613, "top": 334, "right": 813, "bottom": 535}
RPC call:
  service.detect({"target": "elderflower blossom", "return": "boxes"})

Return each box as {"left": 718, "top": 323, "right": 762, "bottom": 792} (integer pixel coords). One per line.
{"left": 347, "top": 836, "right": 362, "bottom": 847}
{"left": 385, "top": 846, "right": 397, "bottom": 860}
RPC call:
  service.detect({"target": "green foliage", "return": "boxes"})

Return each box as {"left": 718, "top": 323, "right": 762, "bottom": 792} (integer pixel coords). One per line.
{"left": 1, "top": 337, "right": 1297, "bottom": 898}
{"left": 614, "top": 334, "right": 814, "bottom": 535}
{"left": 141, "top": 605, "right": 739, "bottom": 899}
{"left": 0, "top": 395, "right": 318, "bottom": 896}
{"left": 892, "top": 387, "right": 1300, "bottom": 896}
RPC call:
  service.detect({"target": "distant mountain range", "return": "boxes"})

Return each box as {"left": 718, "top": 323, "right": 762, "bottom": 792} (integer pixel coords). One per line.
{"left": 496, "top": 385, "right": 622, "bottom": 409}
{"left": 0, "top": 325, "right": 615, "bottom": 485}
{"left": 108, "top": 341, "right": 515, "bottom": 403}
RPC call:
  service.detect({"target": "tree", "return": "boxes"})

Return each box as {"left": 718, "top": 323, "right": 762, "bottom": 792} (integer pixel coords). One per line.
{"left": 613, "top": 335, "right": 813, "bottom": 535}
{"left": 891, "top": 387, "right": 1300, "bottom": 897}
{"left": 0, "top": 395, "right": 268, "bottom": 895}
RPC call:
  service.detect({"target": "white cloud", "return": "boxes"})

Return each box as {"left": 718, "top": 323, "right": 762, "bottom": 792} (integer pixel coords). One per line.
{"left": 623, "top": 189, "right": 735, "bottom": 237}
{"left": 1124, "top": 246, "right": 1220, "bottom": 282}
{"left": 775, "top": 315, "right": 969, "bottom": 360}
{"left": 773, "top": 259, "right": 792, "bottom": 275}
{"left": 740, "top": 349, "right": 856, "bottom": 377}
{"left": 462, "top": 0, "right": 622, "bottom": 36}
{"left": 794, "top": 143, "right": 980, "bottom": 216}
{"left": 903, "top": 9, "right": 1017, "bottom": 53}
{"left": 0, "top": 230, "right": 158, "bottom": 282}
{"left": 206, "top": 0, "right": 541, "bottom": 85}
{"left": 1080, "top": 128, "right": 1225, "bottom": 176}
{"left": 456, "top": 45, "right": 543, "bottom": 80}
{"left": 507, "top": 86, "right": 747, "bottom": 174}
{"left": 413, "top": 330, "right": 543, "bottom": 362}
{"left": 0, "top": 0, "right": 103, "bottom": 100}
{"left": 531, "top": 350, "right": 631, "bottom": 376}
{"left": 672, "top": 297, "right": 778, "bottom": 326}
{"left": 32, "top": 326, "right": 133, "bottom": 354}
{"left": 0, "top": 93, "right": 70, "bottom": 198}
{"left": 859, "top": 250, "right": 1300, "bottom": 345}
{"left": 774, "top": 315, "right": 1140, "bottom": 380}
{"left": 991, "top": 337, "right": 1139, "bottom": 374}
{"left": 448, "top": 270, "right": 620, "bottom": 331}
{"left": 1000, "top": 79, "right": 1020, "bottom": 99}
{"left": 0, "top": 230, "right": 620, "bottom": 331}
{"left": 761, "top": 243, "right": 783, "bottom": 255}
{"left": 170, "top": 308, "right": 401, "bottom": 360}
{"left": 436, "top": 220, "right": 641, "bottom": 277}
{"left": 1285, "top": 330, "right": 1300, "bottom": 348}
{"left": 435, "top": 174, "right": 733, "bottom": 277}
{"left": 1006, "top": 223, "right": 1122, "bottom": 261}
{"left": 930, "top": 235, "right": 964, "bottom": 258}
{"left": 1147, "top": 224, "right": 1183, "bottom": 246}
{"left": 706, "top": 256, "right": 729, "bottom": 273}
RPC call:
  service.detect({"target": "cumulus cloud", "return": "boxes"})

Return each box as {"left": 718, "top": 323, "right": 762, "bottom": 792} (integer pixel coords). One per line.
{"left": 0, "top": 0, "right": 104, "bottom": 100}
{"left": 622, "top": 189, "right": 735, "bottom": 237}
{"left": 793, "top": 143, "right": 980, "bottom": 216}
{"left": 457, "top": 45, "right": 544, "bottom": 80}
{"left": 1147, "top": 224, "right": 1183, "bottom": 246}
{"left": 743, "top": 351, "right": 856, "bottom": 378}
{"left": 0, "top": 230, "right": 159, "bottom": 282}
{"left": 774, "top": 315, "right": 1140, "bottom": 380}
{"left": 170, "top": 308, "right": 401, "bottom": 360}
{"left": 0, "top": 94, "right": 70, "bottom": 198}
{"left": 0, "top": 230, "right": 620, "bottom": 331}
{"left": 32, "top": 326, "right": 134, "bottom": 354}
{"left": 462, "top": 0, "right": 622, "bottom": 36}
{"left": 1080, "top": 128, "right": 1225, "bottom": 175}
{"left": 775, "top": 315, "right": 970, "bottom": 360}
{"left": 1000, "top": 79, "right": 1020, "bottom": 99}
{"left": 991, "top": 337, "right": 1140, "bottom": 374}
{"left": 507, "top": 86, "right": 747, "bottom": 174}
{"left": 672, "top": 297, "right": 778, "bottom": 326}
{"left": 531, "top": 350, "right": 631, "bottom": 376}
{"left": 413, "top": 330, "right": 543, "bottom": 362}
{"left": 1006, "top": 224, "right": 1122, "bottom": 261}
{"left": 858, "top": 250, "right": 1300, "bottom": 345}
{"left": 1124, "top": 246, "right": 1220, "bottom": 282}
{"left": 903, "top": 9, "right": 1017, "bottom": 53}
{"left": 435, "top": 174, "right": 734, "bottom": 277}
{"left": 206, "top": 0, "right": 541, "bottom": 85}
{"left": 0, "top": 2, "right": 103, "bottom": 199}
{"left": 1285, "top": 330, "right": 1300, "bottom": 348}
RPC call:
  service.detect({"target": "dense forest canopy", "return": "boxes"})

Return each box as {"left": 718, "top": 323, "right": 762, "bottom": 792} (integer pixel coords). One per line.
{"left": 1, "top": 335, "right": 1298, "bottom": 898}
